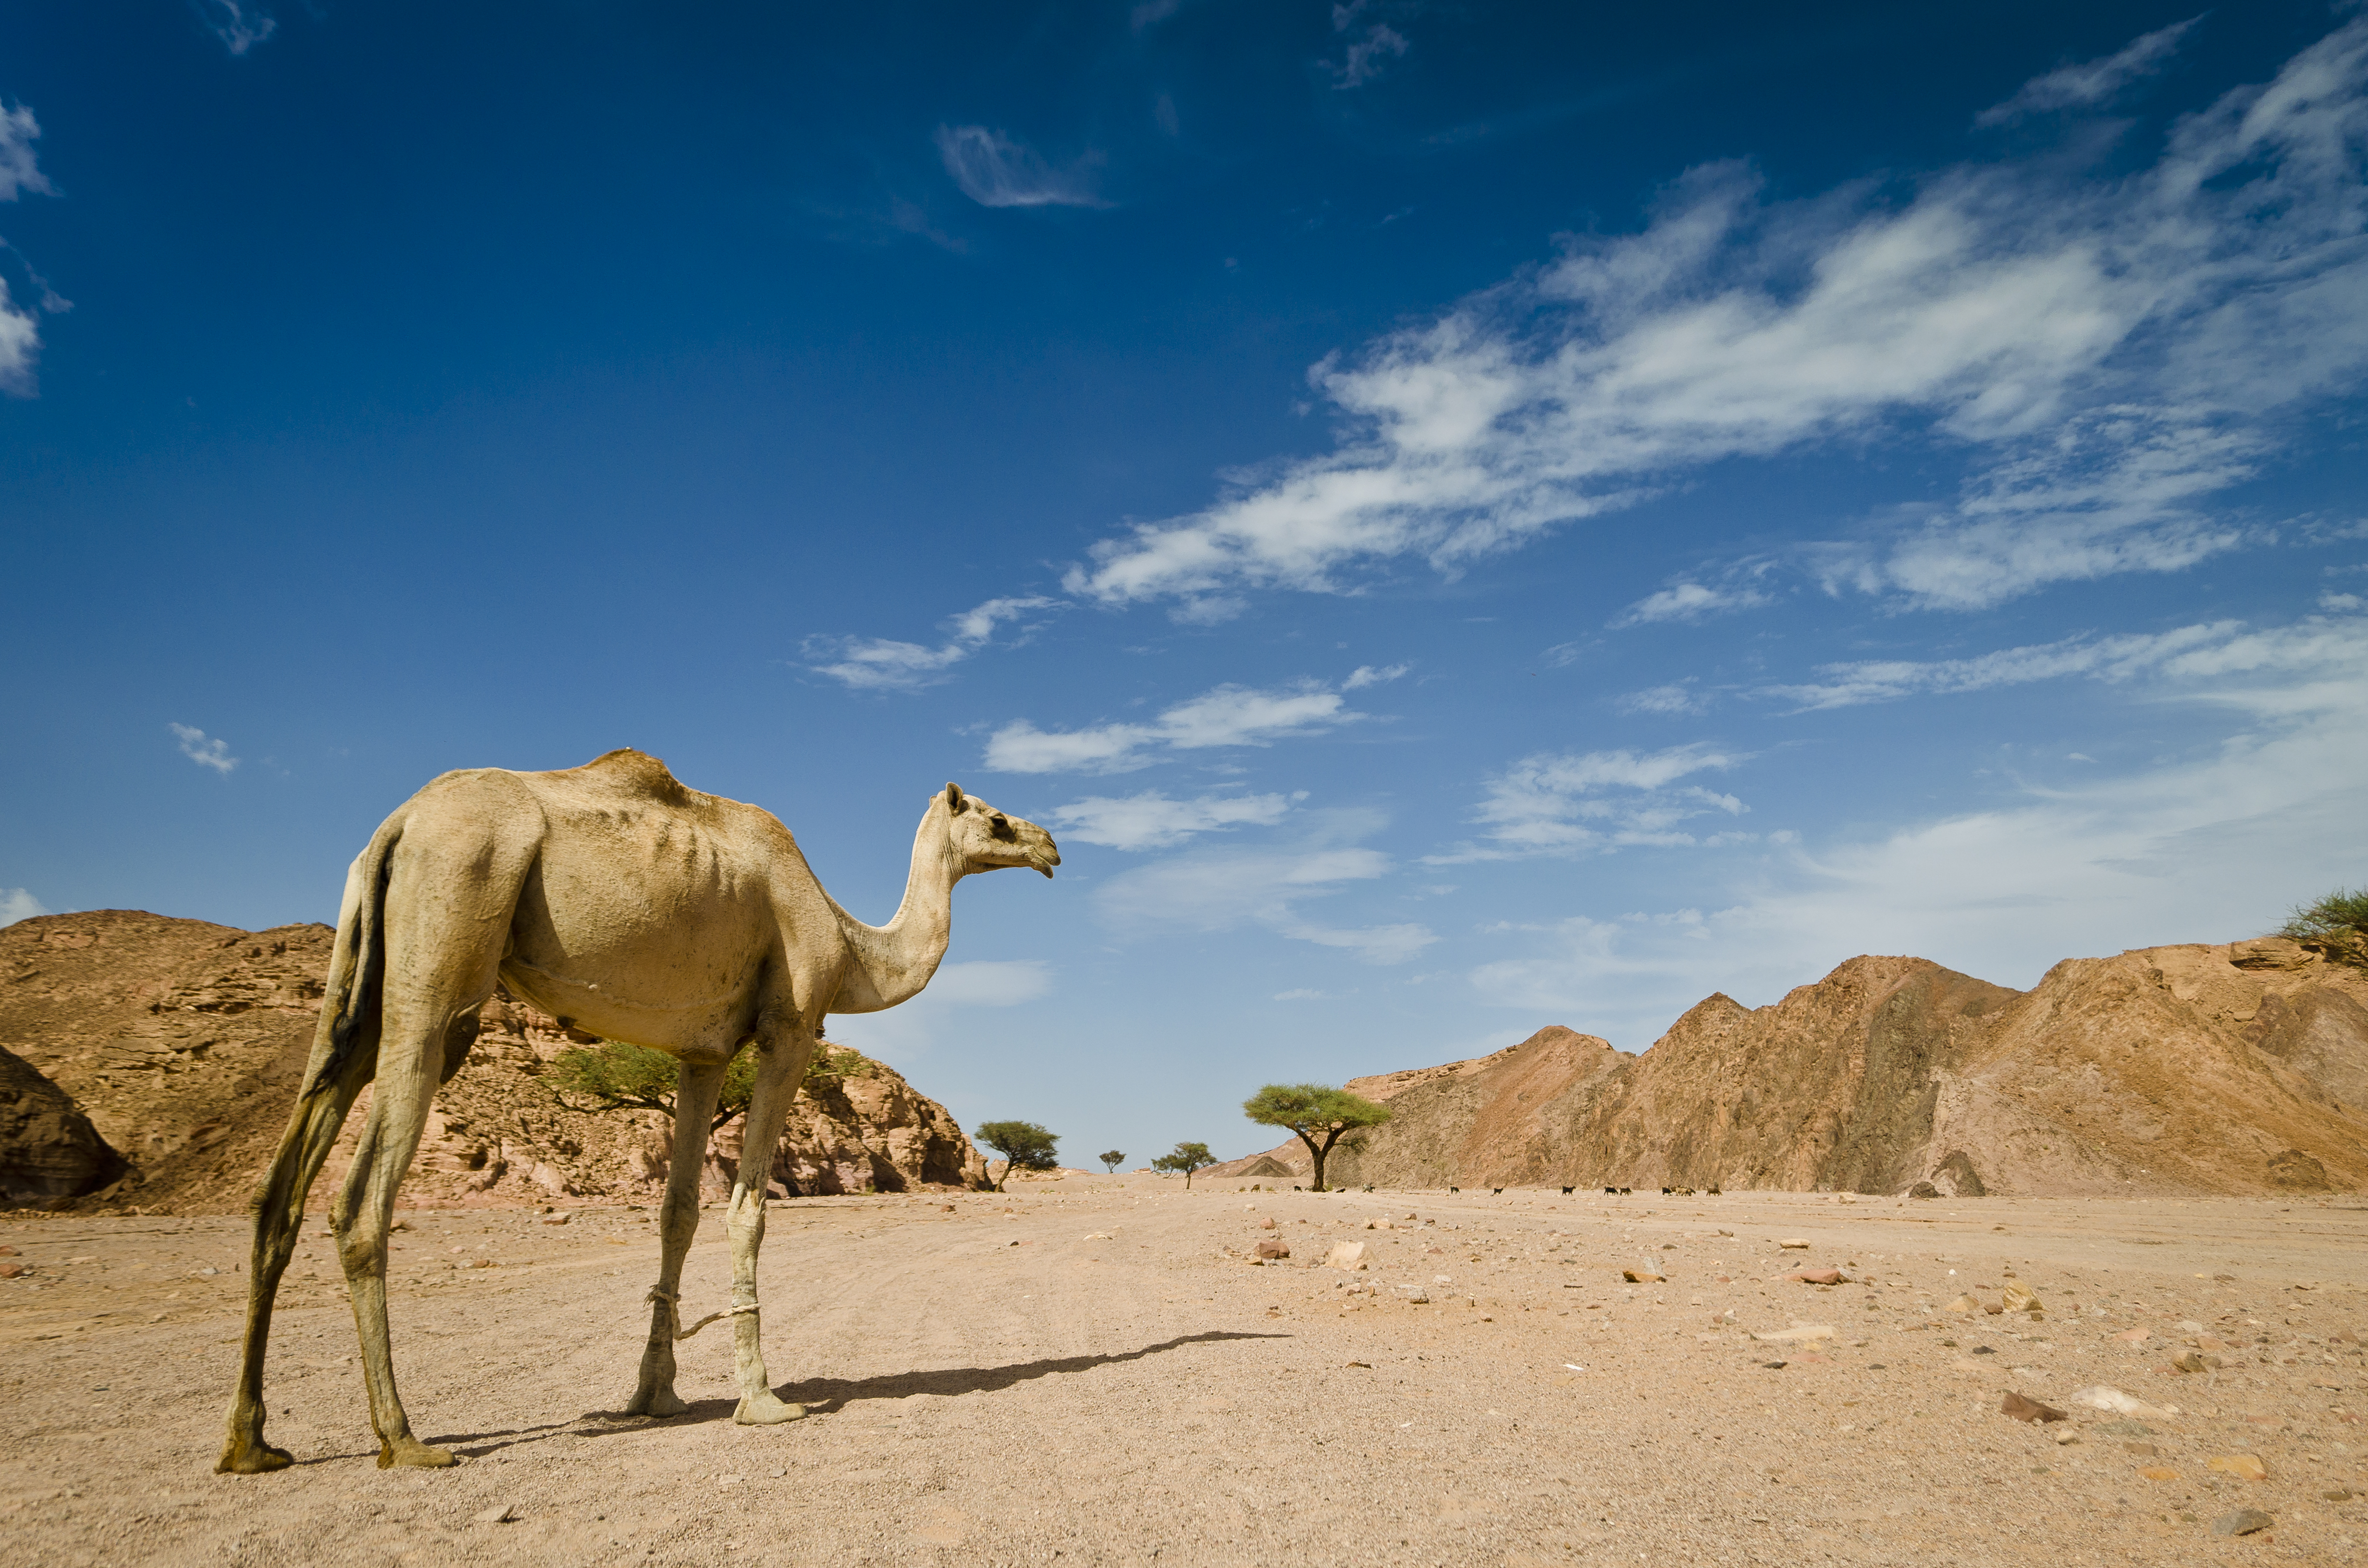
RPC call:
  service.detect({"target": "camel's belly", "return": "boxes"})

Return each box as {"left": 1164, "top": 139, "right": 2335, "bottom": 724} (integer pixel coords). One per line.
{"left": 503, "top": 821, "right": 781, "bottom": 1054}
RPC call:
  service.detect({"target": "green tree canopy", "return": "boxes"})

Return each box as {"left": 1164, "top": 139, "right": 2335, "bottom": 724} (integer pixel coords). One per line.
{"left": 1150, "top": 1141, "right": 1215, "bottom": 1188}
{"left": 1098, "top": 1149, "right": 1127, "bottom": 1174}
{"left": 549, "top": 1039, "right": 864, "bottom": 1134}
{"left": 2282, "top": 888, "right": 2368, "bottom": 957}
{"left": 1242, "top": 1083, "right": 1392, "bottom": 1192}
{"left": 974, "top": 1120, "right": 1059, "bottom": 1191}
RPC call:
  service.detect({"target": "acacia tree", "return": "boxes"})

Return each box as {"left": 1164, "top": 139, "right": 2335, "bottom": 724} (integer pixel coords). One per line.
{"left": 1098, "top": 1149, "right": 1127, "bottom": 1174}
{"left": 1242, "top": 1083, "right": 1391, "bottom": 1192}
{"left": 550, "top": 1039, "right": 759, "bottom": 1133}
{"left": 2283, "top": 888, "right": 2368, "bottom": 963}
{"left": 1151, "top": 1141, "right": 1215, "bottom": 1188}
{"left": 975, "top": 1120, "right": 1059, "bottom": 1191}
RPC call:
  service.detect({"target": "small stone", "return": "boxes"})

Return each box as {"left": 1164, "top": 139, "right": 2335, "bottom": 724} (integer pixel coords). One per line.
{"left": 541, "top": 1213, "right": 570, "bottom": 1225}
{"left": 1323, "top": 1241, "right": 1367, "bottom": 1271}
{"left": 1945, "top": 1295, "right": 1982, "bottom": 1313}
{"left": 2001, "top": 1390, "right": 2068, "bottom": 1423}
{"left": 1255, "top": 1239, "right": 1291, "bottom": 1261}
{"left": 2002, "top": 1281, "right": 2041, "bottom": 1313}
{"left": 2209, "top": 1454, "right": 2269, "bottom": 1482}
{"left": 1788, "top": 1268, "right": 1845, "bottom": 1286}
{"left": 196, "top": 1267, "right": 219, "bottom": 1277}
{"left": 2323, "top": 1488, "right": 2356, "bottom": 1502}
{"left": 1258, "top": 1217, "right": 1276, "bottom": 1229}
{"left": 0, "top": 1245, "right": 17, "bottom": 1256}
{"left": 0, "top": 1263, "right": 25, "bottom": 1279}
{"left": 2171, "top": 1349, "right": 2219, "bottom": 1373}
{"left": 2211, "top": 1508, "right": 2273, "bottom": 1537}
{"left": 2052, "top": 1431, "right": 2080, "bottom": 1446}
{"left": 2137, "top": 1465, "right": 2177, "bottom": 1481}
{"left": 1404, "top": 1288, "right": 1430, "bottom": 1304}
{"left": 473, "top": 1504, "right": 516, "bottom": 1525}
{"left": 1778, "top": 1239, "right": 1810, "bottom": 1250}
{"left": 1908, "top": 1182, "right": 1939, "bottom": 1199}
{"left": 1623, "top": 1269, "right": 1665, "bottom": 1284}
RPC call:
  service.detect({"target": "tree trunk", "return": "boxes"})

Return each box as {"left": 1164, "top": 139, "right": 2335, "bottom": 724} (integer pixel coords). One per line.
{"left": 1295, "top": 1129, "right": 1331, "bottom": 1192}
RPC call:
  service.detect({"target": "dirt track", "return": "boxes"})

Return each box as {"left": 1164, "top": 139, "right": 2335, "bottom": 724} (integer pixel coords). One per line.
{"left": 4, "top": 1177, "right": 2366, "bottom": 1565}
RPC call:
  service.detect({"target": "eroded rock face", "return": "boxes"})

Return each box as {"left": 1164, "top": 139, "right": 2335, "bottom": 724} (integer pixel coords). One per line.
{"left": 1213, "top": 939, "right": 2368, "bottom": 1197}
{"left": 0, "top": 1044, "right": 127, "bottom": 1204}
{"left": 0, "top": 910, "right": 990, "bottom": 1212}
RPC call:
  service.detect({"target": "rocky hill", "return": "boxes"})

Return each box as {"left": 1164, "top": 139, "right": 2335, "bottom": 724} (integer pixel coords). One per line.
{"left": 1217, "top": 938, "right": 2368, "bottom": 1197}
{"left": 0, "top": 909, "right": 990, "bottom": 1213}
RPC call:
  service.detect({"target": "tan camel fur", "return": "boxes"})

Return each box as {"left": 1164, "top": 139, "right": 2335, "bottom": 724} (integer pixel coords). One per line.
{"left": 217, "top": 749, "right": 1059, "bottom": 1474}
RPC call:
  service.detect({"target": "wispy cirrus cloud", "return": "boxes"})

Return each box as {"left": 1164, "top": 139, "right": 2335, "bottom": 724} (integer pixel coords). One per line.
{"left": 191, "top": 0, "right": 276, "bottom": 56}
{"left": 1064, "top": 19, "right": 2368, "bottom": 621}
{"left": 1427, "top": 742, "right": 1755, "bottom": 863}
{"left": 1330, "top": 2, "right": 1410, "bottom": 90}
{"left": 1974, "top": 16, "right": 2200, "bottom": 127}
{"left": 1759, "top": 607, "right": 2368, "bottom": 711}
{"left": 986, "top": 678, "right": 1367, "bottom": 775}
{"left": 934, "top": 126, "right": 1108, "bottom": 209}
{"left": 1092, "top": 808, "right": 1435, "bottom": 964}
{"left": 0, "top": 98, "right": 63, "bottom": 396}
{"left": 1045, "top": 789, "right": 1302, "bottom": 852}
{"left": 168, "top": 722, "right": 238, "bottom": 774}
{"left": 804, "top": 596, "right": 1059, "bottom": 692}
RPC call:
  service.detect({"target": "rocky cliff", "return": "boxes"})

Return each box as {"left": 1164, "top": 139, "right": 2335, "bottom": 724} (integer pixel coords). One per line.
{"left": 0, "top": 910, "right": 990, "bottom": 1213}
{"left": 1216, "top": 938, "right": 2368, "bottom": 1197}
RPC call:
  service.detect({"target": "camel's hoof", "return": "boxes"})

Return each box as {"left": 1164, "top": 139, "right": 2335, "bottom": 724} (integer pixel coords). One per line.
{"left": 216, "top": 1439, "right": 294, "bottom": 1475}
{"left": 375, "top": 1436, "right": 458, "bottom": 1470}
{"left": 733, "top": 1391, "right": 806, "bottom": 1426}
{"left": 625, "top": 1386, "right": 689, "bottom": 1418}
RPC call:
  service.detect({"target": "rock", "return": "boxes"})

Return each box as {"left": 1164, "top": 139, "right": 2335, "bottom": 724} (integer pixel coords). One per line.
{"left": 1779, "top": 1239, "right": 1811, "bottom": 1250}
{"left": 2000, "top": 1391, "right": 2068, "bottom": 1423}
{"left": 1258, "top": 1217, "right": 1275, "bottom": 1229}
{"left": 1255, "top": 1239, "right": 1291, "bottom": 1260}
{"left": 2001, "top": 1281, "right": 2041, "bottom": 1312}
{"left": 1945, "top": 1295, "right": 1982, "bottom": 1313}
{"left": 2123, "top": 1442, "right": 2160, "bottom": 1457}
{"left": 2325, "top": 1489, "right": 2357, "bottom": 1502}
{"left": 0, "top": 1043, "right": 129, "bottom": 1206}
{"left": 1750, "top": 1324, "right": 1836, "bottom": 1343}
{"left": 1623, "top": 1269, "right": 1665, "bottom": 1283}
{"left": 472, "top": 1503, "right": 516, "bottom": 1524}
{"left": 2268, "top": 1149, "right": 2330, "bottom": 1190}
{"left": 2208, "top": 1454, "right": 2269, "bottom": 1482}
{"left": 2229, "top": 937, "right": 2314, "bottom": 970}
{"left": 2137, "top": 1465, "right": 2177, "bottom": 1481}
{"left": 1323, "top": 1241, "right": 1368, "bottom": 1271}
{"left": 2171, "top": 1349, "right": 2220, "bottom": 1373}
{"left": 0, "top": 1262, "right": 25, "bottom": 1278}
{"left": 1907, "top": 1182, "right": 1940, "bottom": 1199}
{"left": 2212, "top": 1508, "right": 2273, "bottom": 1537}
{"left": 1403, "top": 1287, "right": 1430, "bottom": 1304}
{"left": 540, "top": 1213, "right": 570, "bottom": 1225}
{"left": 0, "top": 1245, "right": 14, "bottom": 1255}
{"left": 1787, "top": 1268, "right": 1845, "bottom": 1285}
{"left": 2067, "top": 1385, "right": 2175, "bottom": 1420}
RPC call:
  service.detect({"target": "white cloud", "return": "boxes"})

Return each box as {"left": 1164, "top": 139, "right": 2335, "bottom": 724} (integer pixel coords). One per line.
{"left": 0, "top": 99, "right": 61, "bottom": 397}
{"left": 1065, "top": 20, "right": 2368, "bottom": 617}
{"left": 934, "top": 126, "right": 1106, "bottom": 209}
{"left": 1045, "top": 789, "right": 1299, "bottom": 852}
{"left": 986, "top": 679, "right": 1363, "bottom": 775}
{"left": 806, "top": 596, "right": 1057, "bottom": 692}
{"left": 1273, "top": 987, "right": 1330, "bottom": 1001}
{"left": 1613, "top": 579, "right": 1770, "bottom": 626}
{"left": 1093, "top": 818, "right": 1435, "bottom": 965}
{"left": 192, "top": 0, "right": 276, "bottom": 56}
{"left": 1974, "top": 17, "right": 2200, "bottom": 126}
{"left": 0, "top": 887, "right": 49, "bottom": 926}
{"left": 1759, "top": 610, "right": 2364, "bottom": 710}
{"left": 1342, "top": 662, "right": 1410, "bottom": 689}
{"left": 1331, "top": 3, "right": 1409, "bottom": 91}
{"left": 1616, "top": 681, "right": 1708, "bottom": 716}
{"left": 921, "top": 959, "right": 1052, "bottom": 1006}
{"left": 168, "top": 722, "right": 238, "bottom": 774}
{"left": 1428, "top": 743, "right": 1751, "bottom": 863}
{"left": 0, "top": 102, "right": 53, "bottom": 204}
{"left": 1468, "top": 608, "right": 2368, "bottom": 1046}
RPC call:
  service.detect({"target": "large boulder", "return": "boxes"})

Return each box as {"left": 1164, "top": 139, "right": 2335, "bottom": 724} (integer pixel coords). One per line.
{"left": 0, "top": 1043, "right": 127, "bottom": 1205}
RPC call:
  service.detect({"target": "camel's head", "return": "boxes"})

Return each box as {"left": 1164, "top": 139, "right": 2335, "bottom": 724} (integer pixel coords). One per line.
{"left": 939, "top": 783, "right": 1061, "bottom": 879}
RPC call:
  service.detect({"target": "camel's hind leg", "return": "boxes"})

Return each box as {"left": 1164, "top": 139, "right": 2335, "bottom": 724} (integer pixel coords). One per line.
{"left": 626, "top": 1058, "right": 726, "bottom": 1417}
{"left": 216, "top": 1023, "right": 380, "bottom": 1474}
{"left": 333, "top": 834, "right": 527, "bottom": 1469}
{"left": 728, "top": 1033, "right": 813, "bottom": 1425}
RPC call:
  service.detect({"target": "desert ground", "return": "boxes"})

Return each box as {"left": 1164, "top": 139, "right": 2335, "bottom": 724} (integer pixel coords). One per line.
{"left": 3, "top": 1176, "right": 2364, "bottom": 1566}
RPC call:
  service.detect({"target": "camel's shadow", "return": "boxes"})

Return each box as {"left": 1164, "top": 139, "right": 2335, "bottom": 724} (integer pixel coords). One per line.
{"left": 438, "top": 1328, "right": 1287, "bottom": 1458}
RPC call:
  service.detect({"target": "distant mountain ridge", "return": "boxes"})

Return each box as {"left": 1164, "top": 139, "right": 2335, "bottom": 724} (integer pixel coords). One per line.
{"left": 1211, "top": 939, "right": 2368, "bottom": 1196}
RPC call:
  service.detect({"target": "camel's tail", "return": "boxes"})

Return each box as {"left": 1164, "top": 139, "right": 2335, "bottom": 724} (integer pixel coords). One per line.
{"left": 301, "top": 815, "right": 403, "bottom": 1100}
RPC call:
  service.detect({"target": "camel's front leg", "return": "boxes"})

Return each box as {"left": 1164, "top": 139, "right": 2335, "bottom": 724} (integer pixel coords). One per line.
{"left": 728, "top": 1037, "right": 807, "bottom": 1425}
{"left": 625, "top": 1058, "right": 724, "bottom": 1418}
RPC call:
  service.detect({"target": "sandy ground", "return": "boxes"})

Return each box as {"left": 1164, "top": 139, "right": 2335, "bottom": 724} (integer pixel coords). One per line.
{"left": 2, "top": 1177, "right": 2365, "bottom": 1566}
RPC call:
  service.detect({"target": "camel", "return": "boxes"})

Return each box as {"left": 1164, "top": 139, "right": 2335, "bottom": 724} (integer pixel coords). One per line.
{"left": 217, "top": 748, "right": 1059, "bottom": 1474}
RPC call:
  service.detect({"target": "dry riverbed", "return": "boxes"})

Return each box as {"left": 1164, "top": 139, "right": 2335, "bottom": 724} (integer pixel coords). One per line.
{"left": 3, "top": 1179, "right": 2365, "bottom": 1565}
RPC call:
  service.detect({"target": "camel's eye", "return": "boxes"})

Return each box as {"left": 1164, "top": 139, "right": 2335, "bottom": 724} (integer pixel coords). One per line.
{"left": 989, "top": 813, "right": 1018, "bottom": 843}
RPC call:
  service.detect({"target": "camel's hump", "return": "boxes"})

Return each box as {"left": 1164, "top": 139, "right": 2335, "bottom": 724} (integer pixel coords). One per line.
{"left": 560, "top": 747, "right": 699, "bottom": 804}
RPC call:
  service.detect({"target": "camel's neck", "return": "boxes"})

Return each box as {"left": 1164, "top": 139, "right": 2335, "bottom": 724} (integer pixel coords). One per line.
{"left": 829, "top": 804, "right": 963, "bottom": 1012}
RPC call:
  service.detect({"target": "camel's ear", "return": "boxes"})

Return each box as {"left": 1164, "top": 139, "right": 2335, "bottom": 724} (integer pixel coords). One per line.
{"left": 944, "top": 782, "right": 966, "bottom": 812}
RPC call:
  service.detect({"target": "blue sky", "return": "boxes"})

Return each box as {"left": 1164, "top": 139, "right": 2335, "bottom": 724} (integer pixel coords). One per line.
{"left": 3, "top": 2, "right": 2365, "bottom": 1165}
